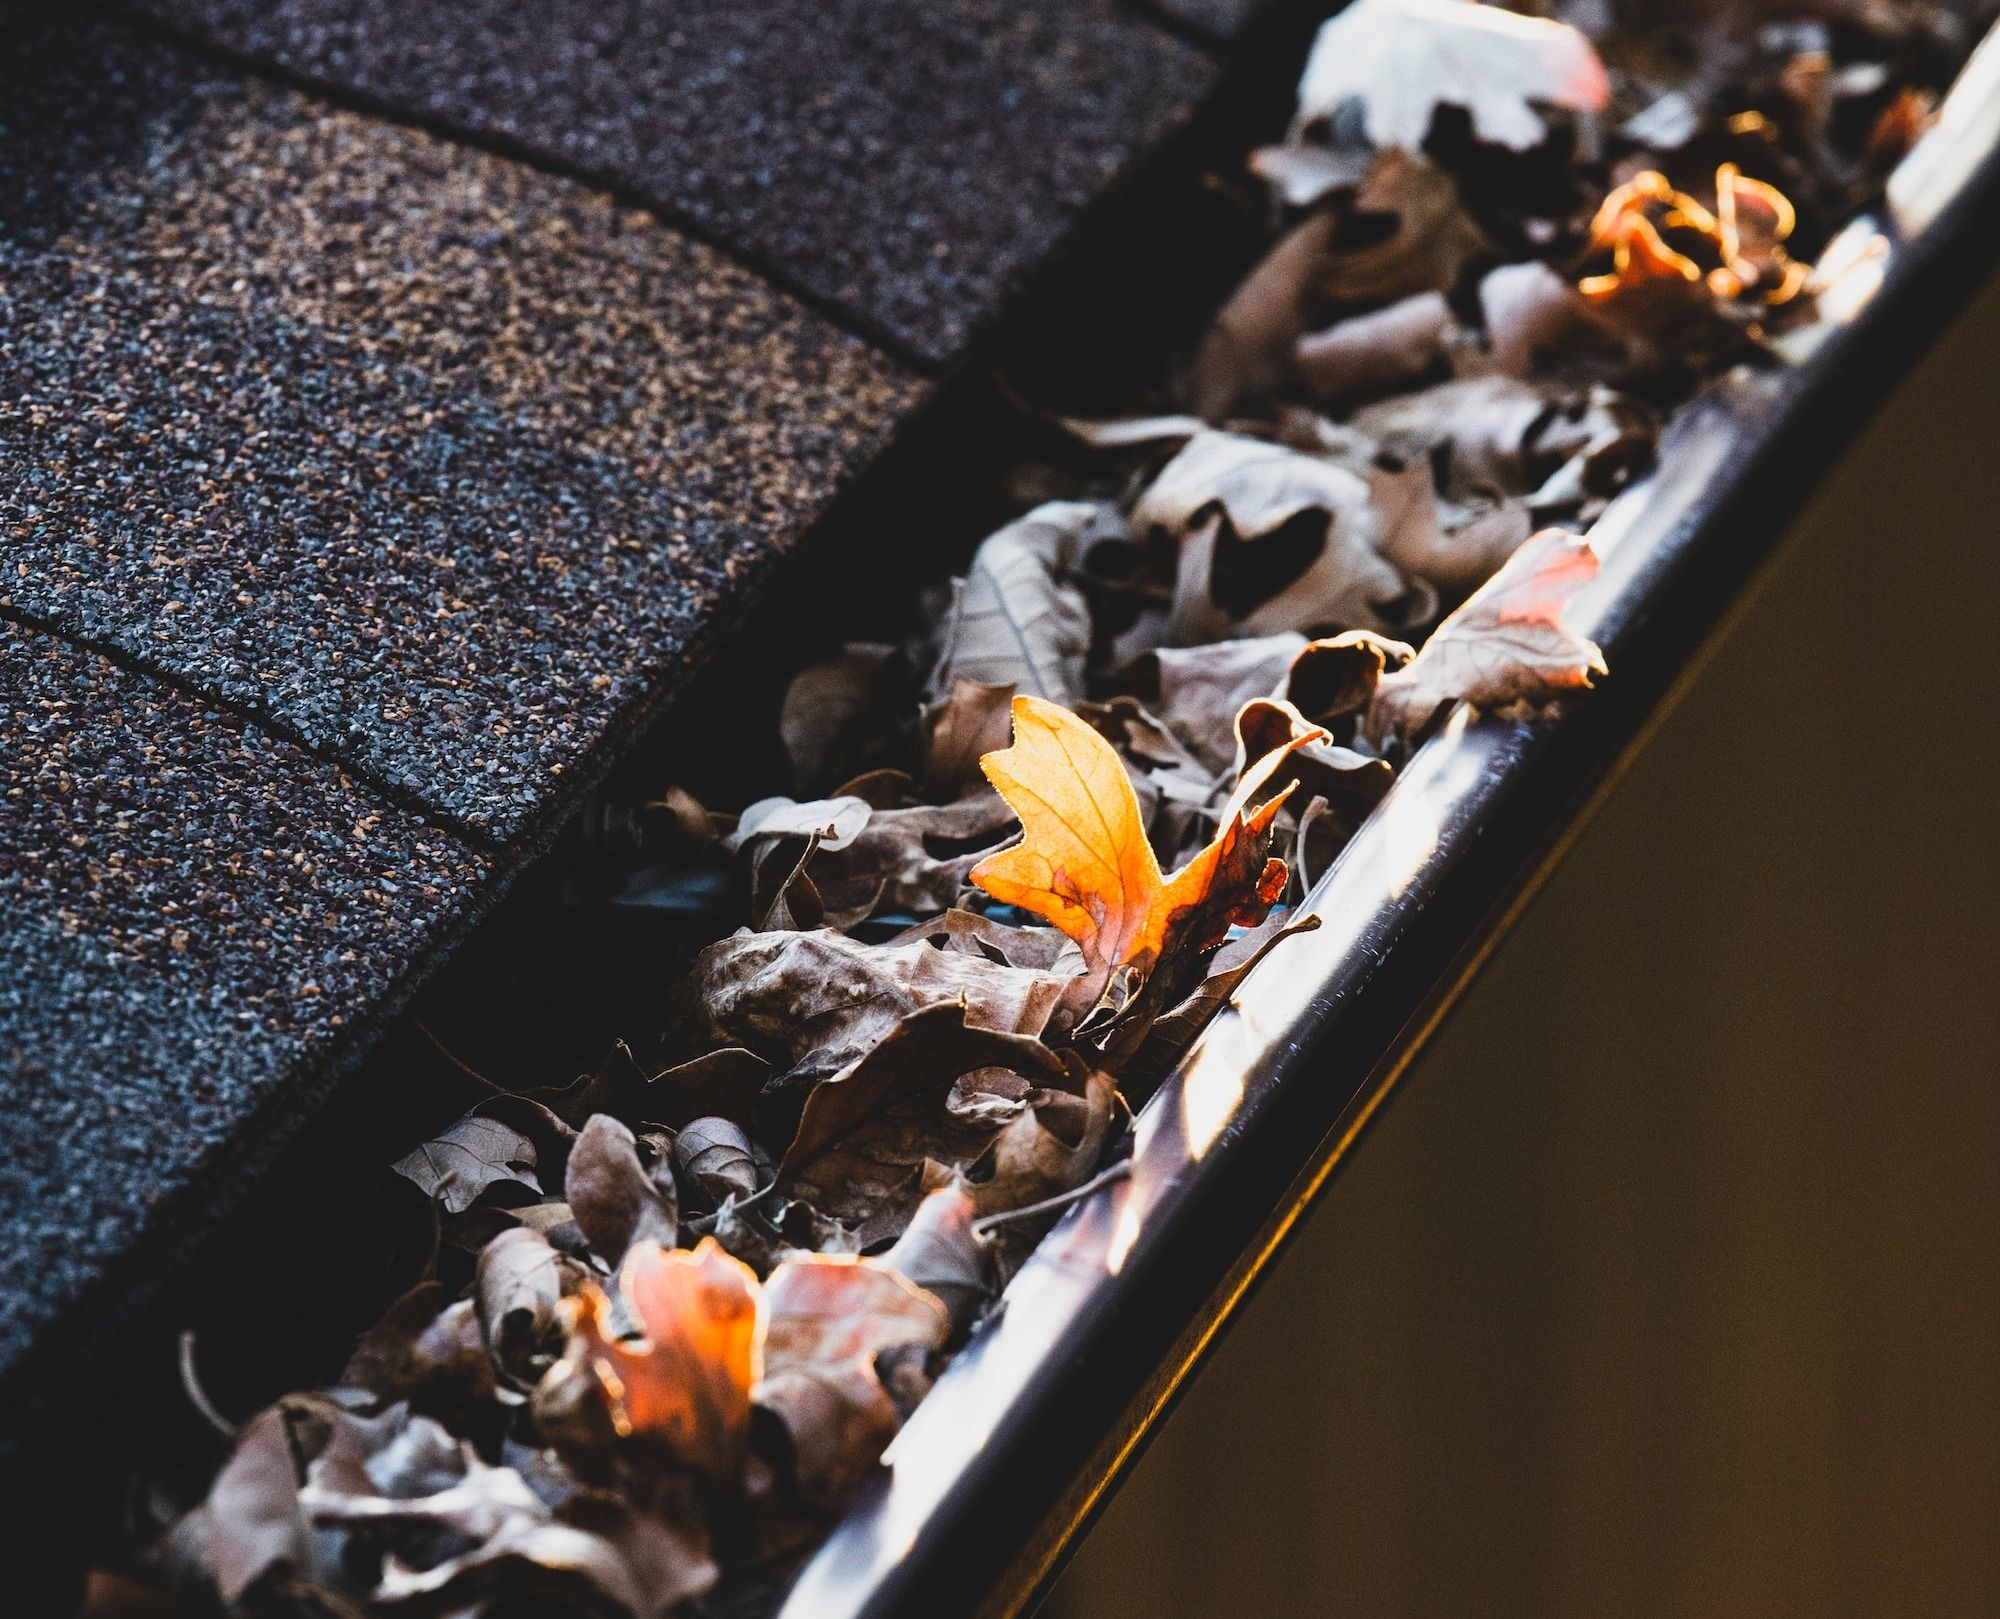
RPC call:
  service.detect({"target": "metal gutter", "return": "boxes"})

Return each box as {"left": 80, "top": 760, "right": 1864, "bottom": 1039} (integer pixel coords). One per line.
{"left": 782, "top": 27, "right": 2000, "bottom": 1619}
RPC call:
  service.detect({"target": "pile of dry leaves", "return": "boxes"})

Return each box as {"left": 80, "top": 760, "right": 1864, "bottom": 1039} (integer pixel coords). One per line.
{"left": 91, "top": 2, "right": 1986, "bottom": 1614}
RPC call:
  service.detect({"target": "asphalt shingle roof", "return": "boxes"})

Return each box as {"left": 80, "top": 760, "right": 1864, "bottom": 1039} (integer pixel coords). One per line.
{"left": 126, "top": 0, "right": 1215, "bottom": 362}
{"left": 0, "top": 622, "right": 486, "bottom": 1384}
{"left": 0, "top": 0, "right": 1209, "bottom": 1422}
{"left": 0, "top": 21, "right": 919, "bottom": 840}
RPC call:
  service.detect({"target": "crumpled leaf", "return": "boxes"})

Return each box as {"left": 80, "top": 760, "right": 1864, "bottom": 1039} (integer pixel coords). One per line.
{"left": 1236, "top": 697, "right": 1395, "bottom": 812}
{"left": 565, "top": 1115, "right": 678, "bottom": 1270}
{"left": 1128, "top": 633, "right": 1306, "bottom": 773}
{"left": 698, "top": 1187, "right": 860, "bottom": 1278}
{"left": 673, "top": 1117, "right": 765, "bottom": 1207}
{"left": 560, "top": 1494, "right": 719, "bottom": 1619}
{"left": 301, "top": 1447, "right": 543, "bottom": 1560}
{"left": 962, "top": 1067, "right": 1120, "bottom": 1234}
{"left": 370, "top": 1510, "right": 699, "bottom": 1618}
{"left": 723, "top": 794, "right": 872, "bottom": 854}
{"left": 777, "top": 1000, "right": 1068, "bottom": 1178}
{"left": 878, "top": 907, "right": 1081, "bottom": 974}
{"left": 1099, "top": 912, "right": 1324, "bottom": 1084}
{"left": 539, "top": 1239, "right": 759, "bottom": 1486}
{"left": 754, "top": 1255, "right": 951, "bottom": 1509}
{"left": 1368, "top": 526, "right": 1606, "bottom": 742}
{"left": 878, "top": 1185, "right": 996, "bottom": 1329}
{"left": 1309, "top": 149, "right": 1490, "bottom": 309}
{"left": 778, "top": 1064, "right": 1110, "bottom": 1249}
{"left": 929, "top": 501, "right": 1106, "bottom": 705}
{"left": 1129, "top": 430, "right": 1418, "bottom": 642}
{"left": 1283, "top": 629, "right": 1412, "bottom": 726}
{"left": 1478, "top": 259, "right": 1618, "bottom": 378}
{"left": 779, "top": 643, "right": 905, "bottom": 797}
{"left": 392, "top": 1116, "right": 541, "bottom": 1214}
{"left": 785, "top": 790, "right": 1019, "bottom": 930}
{"left": 921, "top": 677, "right": 1019, "bottom": 800}
{"left": 970, "top": 696, "right": 1317, "bottom": 986}
{"left": 1191, "top": 152, "right": 1485, "bottom": 418}
{"left": 201, "top": 1407, "right": 313, "bottom": 1603}
{"left": 1294, "top": 288, "right": 1454, "bottom": 402}
{"left": 674, "top": 924, "right": 1071, "bottom": 1091}
{"left": 1351, "top": 375, "right": 1655, "bottom": 514}
{"left": 477, "top": 1227, "right": 588, "bottom": 1395}
{"left": 1369, "top": 455, "right": 1534, "bottom": 592}
{"left": 1294, "top": 0, "right": 1609, "bottom": 154}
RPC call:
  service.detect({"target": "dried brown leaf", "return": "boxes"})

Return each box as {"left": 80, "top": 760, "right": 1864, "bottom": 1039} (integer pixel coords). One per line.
{"left": 1294, "top": 289, "right": 1454, "bottom": 402}
{"left": 754, "top": 1255, "right": 951, "bottom": 1510}
{"left": 930, "top": 501, "right": 1105, "bottom": 706}
{"left": 1130, "top": 431, "right": 1418, "bottom": 643}
{"left": 778, "top": 1001, "right": 1067, "bottom": 1178}
{"left": 1130, "top": 634, "right": 1306, "bottom": 773}
{"left": 675, "top": 925, "right": 1071, "bottom": 1091}
{"left": 392, "top": 1116, "right": 541, "bottom": 1214}
{"left": 645, "top": 1047, "right": 773, "bottom": 1129}
{"left": 203, "top": 1408, "right": 310, "bottom": 1603}
{"left": 1367, "top": 526, "right": 1606, "bottom": 742}
{"left": 879, "top": 1185, "right": 996, "bottom": 1329}
{"left": 565, "top": 1115, "right": 678, "bottom": 1269}
{"left": 922, "top": 677, "right": 1019, "bottom": 800}
{"left": 878, "top": 907, "right": 1081, "bottom": 974}
{"left": 477, "top": 1227, "right": 587, "bottom": 1394}
{"left": 673, "top": 1117, "right": 765, "bottom": 1207}
{"left": 779, "top": 643, "right": 905, "bottom": 797}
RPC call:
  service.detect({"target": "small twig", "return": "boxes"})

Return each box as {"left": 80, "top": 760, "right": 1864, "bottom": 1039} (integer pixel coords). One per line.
{"left": 972, "top": 1160, "right": 1133, "bottom": 1235}
{"left": 415, "top": 1021, "right": 506, "bottom": 1092}
{"left": 178, "top": 1330, "right": 240, "bottom": 1442}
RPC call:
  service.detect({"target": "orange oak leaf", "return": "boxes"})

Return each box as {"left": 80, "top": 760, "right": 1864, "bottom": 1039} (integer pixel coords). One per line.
{"left": 970, "top": 695, "right": 1321, "bottom": 977}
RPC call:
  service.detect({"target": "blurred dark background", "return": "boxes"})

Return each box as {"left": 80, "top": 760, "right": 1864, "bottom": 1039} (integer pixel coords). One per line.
{"left": 1042, "top": 273, "right": 2000, "bottom": 1618}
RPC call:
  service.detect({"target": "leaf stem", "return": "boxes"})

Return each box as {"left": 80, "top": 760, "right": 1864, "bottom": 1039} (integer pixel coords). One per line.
{"left": 972, "top": 1159, "right": 1133, "bottom": 1235}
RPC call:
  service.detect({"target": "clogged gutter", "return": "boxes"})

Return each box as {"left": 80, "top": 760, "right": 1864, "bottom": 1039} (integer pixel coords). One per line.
{"left": 88, "top": 2, "right": 1991, "bottom": 1615}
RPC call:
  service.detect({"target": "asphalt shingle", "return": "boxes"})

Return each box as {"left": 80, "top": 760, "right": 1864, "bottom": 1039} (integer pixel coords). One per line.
{"left": 122, "top": 0, "right": 1215, "bottom": 363}
{"left": 0, "top": 621, "right": 487, "bottom": 1388}
{"left": 0, "top": 18, "right": 920, "bottom": 838}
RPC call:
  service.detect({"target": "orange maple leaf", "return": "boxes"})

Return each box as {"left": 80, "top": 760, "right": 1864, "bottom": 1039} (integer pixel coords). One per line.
{"left": 970, "top": 695, "right": 1319, "bottom": 976}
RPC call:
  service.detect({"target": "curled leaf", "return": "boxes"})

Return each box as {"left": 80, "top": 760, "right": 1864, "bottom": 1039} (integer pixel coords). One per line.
{"left": 1130, "top": 431, "right": 1418, "bottom": 643}
{"left": 1294, "top": 289, "right": 1453, "bottom": 402}
{"left": 392, "top": 1115, "right": 541, "bottom": 1214}
{"left": 879, "top": 1186, "right": 996, "bottom": 1329}
{"left": 565, "top": 1115, "right": 678, "bottom": 1269}
{"left": 673, "top": 1117, "right": 765, "bottom": 1207}
{"left": 477, "top": 1227, "right": 587, "bottom": 1394}
{"left": 930, "top": 501, "right": 1106, "bottom": 705}
{"left": 1294, "top": 0, "right": 1609, "bottom": 154}
{"left": 777, "top": 1000, "right": 1068, "bottom": 1178}
{"left": 754, "top": 1255, "right": 951, "bottom": 1509}
{"left": 675, "top": 925, "right": 1071, "bottom": 1091}
{"left": 1367, "top": 527, "right": 1606, "bottom": 742}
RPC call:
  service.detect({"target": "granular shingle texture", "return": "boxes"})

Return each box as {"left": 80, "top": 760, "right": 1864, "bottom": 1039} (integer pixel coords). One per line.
{"left": 0, "top": 622, "right": 487, "bottom": 1387}
{"left": 1151, "top": 0, "right": 1263, "bottom": 39}
{"left": 0, "top": 19, "right": 919, "bottom": 838}
{"left": 124, "top": 0, "right": 1214, "bottom": 362}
